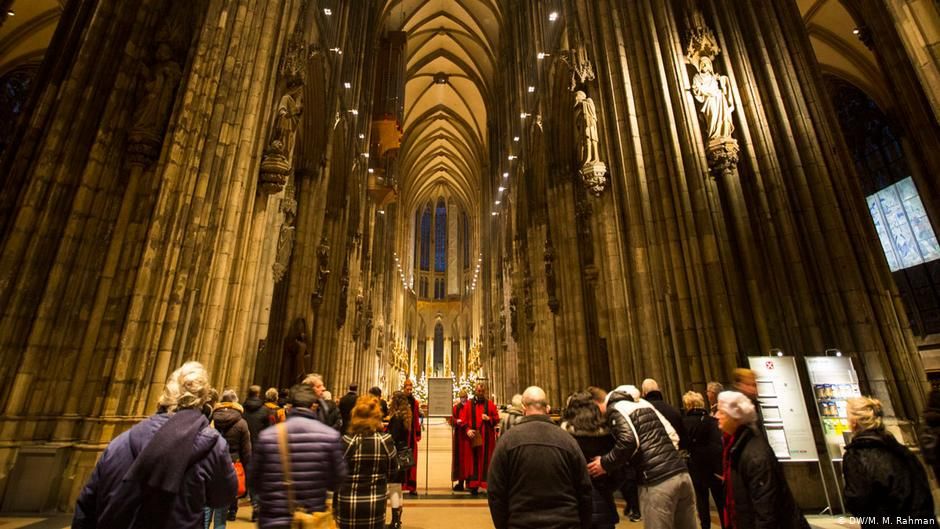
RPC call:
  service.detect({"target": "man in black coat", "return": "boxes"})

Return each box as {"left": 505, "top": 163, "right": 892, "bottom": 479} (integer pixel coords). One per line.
{"left": 641, "top": 378, "right": 688, "bottom": 451}
{"left": 487, "top": 386, "right": 592, "bottom": 529}
{"left": 338, "top": 383, "right": 359, "bottom": 434}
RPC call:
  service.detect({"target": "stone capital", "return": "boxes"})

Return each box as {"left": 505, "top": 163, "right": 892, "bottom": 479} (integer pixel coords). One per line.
{"left": 706, "top": 138, "right": 740, "bottom": 179}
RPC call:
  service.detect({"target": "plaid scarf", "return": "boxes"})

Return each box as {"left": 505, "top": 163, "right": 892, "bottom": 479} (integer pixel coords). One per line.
{"left": 722, "top": 431, "right": 736, "bottom": 529}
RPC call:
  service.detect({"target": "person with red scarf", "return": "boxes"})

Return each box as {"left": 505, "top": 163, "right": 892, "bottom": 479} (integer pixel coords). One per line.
{"left": 402, "top": 379, "right": 422, "bottom": 495}
{"left": 451, "top": 389, "right": 473, "bottom": 491}
{"left": 459, "top": 383, "right": 500, "bottom": 494}
{"left": 717, "top": 391, "right": 808, "bottom": 529}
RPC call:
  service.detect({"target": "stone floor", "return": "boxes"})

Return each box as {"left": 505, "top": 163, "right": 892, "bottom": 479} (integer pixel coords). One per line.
{"left": 0, "top": 419, "right": 857, "bottom": 528}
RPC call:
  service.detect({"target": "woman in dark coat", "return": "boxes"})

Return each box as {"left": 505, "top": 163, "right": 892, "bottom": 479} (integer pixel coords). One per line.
{"left": 717, "top": 391, "right": 809, "bottom": 529}
{"left": 209, "top": 389, "right": 252, "bottom": 527}
{"left": 843, "top": 397, "right": 936, "bottom": 529}
{"left": 386, "top": 391, "right": 412, "bottom": 529}
{"left": 72, "top": 362, "right": 237, "bottom": 529}
{"left": 334, "top": 395, "right": 399, "bottom": 529}
{"left": 561, "top": 391, "right": 621, "bottom": 529}
{"left": 683, "top": 391, "right": 725, "bottom": 529}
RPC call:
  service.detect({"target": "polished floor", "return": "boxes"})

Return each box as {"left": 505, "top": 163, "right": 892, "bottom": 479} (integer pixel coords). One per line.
{"left": 0, "top": 420, "right": 855, "bottom": 528}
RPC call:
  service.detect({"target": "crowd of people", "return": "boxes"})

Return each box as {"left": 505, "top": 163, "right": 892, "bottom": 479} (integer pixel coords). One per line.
{"left": 71, "top": 362, "right": 939, "bottom": 529}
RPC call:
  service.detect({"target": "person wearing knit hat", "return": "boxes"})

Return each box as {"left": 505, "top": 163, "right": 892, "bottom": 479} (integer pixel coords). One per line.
{"left": 590, "top": 384, "right": 696, "bottom": 529}
{"left": 717, "top": 391, "right": 809, "bottom": 529}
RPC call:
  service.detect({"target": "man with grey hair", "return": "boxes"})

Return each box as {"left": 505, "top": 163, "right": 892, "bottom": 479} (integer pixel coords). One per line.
{"left": 303, "top": 373, "right": 342, "bottom": 431}
{"left": 641, "top": 378, "right": 688, "bottom": 451}
{"left": 706, "top": 381, "right": 723, "bottom": 416}
{"left": 487, "top": 386, "right": 592, "bottom": 529}
{"left": 73, "top": 361, "right": 237, "bottom": 528}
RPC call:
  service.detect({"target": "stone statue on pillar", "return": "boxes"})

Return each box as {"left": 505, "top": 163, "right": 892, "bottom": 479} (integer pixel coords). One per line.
{"left": 312, "top": 237, "right": 330, "bottom": 307}
{"left": 561, "top": 44, "right": 607, "bottom": 196}
{"left": 686, "top": 13, "right": 740, "bottom": 179}
{"left": 127, "top": 33, "right": 184, "bottom": 166}
{"left": 260, "top": 25, "right": 306, "bottom": 194}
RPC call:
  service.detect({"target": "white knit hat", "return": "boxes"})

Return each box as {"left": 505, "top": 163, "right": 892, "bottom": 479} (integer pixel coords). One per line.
{"left": 717, "top": 391, "right": 757, "bottom": 424}
{"left": 605, "top": 384, "right": 641, "bottom": 405}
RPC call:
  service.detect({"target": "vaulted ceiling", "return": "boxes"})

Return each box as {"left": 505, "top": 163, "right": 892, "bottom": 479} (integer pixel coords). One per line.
{"left": 380, "top": 0, "right": 501, "bottom": 215}
{"left": 0, "top": 0, "right": 62, "bottom": 76}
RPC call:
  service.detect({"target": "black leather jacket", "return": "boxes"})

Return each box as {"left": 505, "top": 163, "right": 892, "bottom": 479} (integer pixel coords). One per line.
{"left": 600, "top": 391, "right": 686, "bottom": 485}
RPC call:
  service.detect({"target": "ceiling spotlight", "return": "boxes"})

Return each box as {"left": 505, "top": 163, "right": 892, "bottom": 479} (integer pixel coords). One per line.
{"left": 324, "top": 8, "right": 332, "bottom": 15}
{"left": 527, "top": 86, "right": 535, "bottom": 93}
{"left": 548, "top": 11, "right": 559, "bottom": 21}
{"left": 362, "top": 152, "right": 369, "bottom": 158}
{"left": 852, "top": 28, "right": 860, "bottom": 35}
{"left": 507, "top": 155, "right": 516, "bottom": 161}
{"left": 329, "top": 47, "right": 342, "bottom": 54}
{"left": 513, "top": 136, "right": 519, "bottom": 142}
{"left": 498, "top": 186, "right": 505, "bottom": 192}
{"left": 358, "top": 133, "right": 365, "bottom": 139}
{"left": 537, "top": 52, "right": 548, "bottom": 60}
{"left": 502, "top": 172, "right": 509, "bottom": 178}
{"left": 368, "top": 168, "right": 374, "bottom": 173}
{"left": 349, "top": 109, "right": 358, "bottom": 115}
{"left": 520, "top": 112, "right": 529, "bottom": 119}
{"left": 344, "top": 82, "right": 351, "bottom": 89}
{"left": 6, "top": 9, "right": 13, "bottom": 16}
{"left": 495, "top": 200, "right": 501, "bottom": 205}
{"left": 491, "top": 211, "right": 498, "bottom": 216}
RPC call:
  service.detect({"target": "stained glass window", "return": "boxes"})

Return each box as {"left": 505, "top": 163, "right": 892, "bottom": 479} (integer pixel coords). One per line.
{"left": 435, "top": 198, "right": 447, "bottom": 272}
{"left": 868, "top": 177, "right": 940, "bottom": 271}
{"left": 0, "top": 66, "right": 38, "bottom": 160}
{"left": 420, "top": 205, "right": 431, "bottom": 271}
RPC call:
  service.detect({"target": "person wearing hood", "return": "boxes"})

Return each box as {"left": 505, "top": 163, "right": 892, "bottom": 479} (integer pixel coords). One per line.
{"left": 587, "top": 384, "right": 696, "bottom": 529}
{"left": 210, "top": 389, "right": 252, "bottom": 526}
{"left": 499, "top": 394, "right": 525, "bottom": 435}
{"left": 717, "top": 391, "right": 808, "bottom": 529}
{"left": 842, "top": 396, "right": 935, "bottom": 529}
{"left": 72, "top": 362, "right": 237, "bottom": 529}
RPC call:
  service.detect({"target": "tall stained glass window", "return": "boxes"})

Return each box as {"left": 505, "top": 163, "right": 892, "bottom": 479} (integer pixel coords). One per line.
{"left": 420, "top": 205, "right": 431, "bottom": 271}
{"left": 435, "top": 198, "right": 447, "bottom": 272}
{"left": 462, "top": 211, "right": 470, "bottom": 269}
{"left": 829, "top": 77, "right": 940, "bottom": 272}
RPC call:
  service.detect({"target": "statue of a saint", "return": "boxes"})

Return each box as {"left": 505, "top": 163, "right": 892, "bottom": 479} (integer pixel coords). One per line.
{"left": 132, "top": 43, "right": 183, "bottom": 135}
{"left": 268, "top": 92, "right": 302, "bottom": 158}
{"left": 574, "top": 91, "right": 600, "bottom": 165}
{"left": 691, "top": 56, "right": 735, "bottom": 140}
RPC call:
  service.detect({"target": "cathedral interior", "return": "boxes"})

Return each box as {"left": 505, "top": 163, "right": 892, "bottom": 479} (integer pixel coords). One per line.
{"left": 1, "top": 0, "right": 940, "bottom": 518}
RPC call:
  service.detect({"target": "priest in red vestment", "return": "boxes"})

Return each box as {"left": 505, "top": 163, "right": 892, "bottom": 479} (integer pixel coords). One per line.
{"left": 451, "top": 390, "right": 472, "bottom": 490}
{"left": 458, "top": 382, "right": 499, "bottom": 494}
{"left": 403, "top": 379, "right": 422, "bottom": 494}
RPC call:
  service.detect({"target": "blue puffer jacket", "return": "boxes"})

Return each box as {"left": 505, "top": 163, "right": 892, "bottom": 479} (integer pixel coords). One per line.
{"left": 72, "top": 412, "right": 237, "bottom": 529}
{"left": 251, "top": 406, "right": 348, "bottom": 528}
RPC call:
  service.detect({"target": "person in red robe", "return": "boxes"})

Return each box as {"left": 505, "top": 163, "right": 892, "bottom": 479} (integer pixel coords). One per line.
{"left": 402, "top": 379, "right": 422, "bottom": 494}
{"left": 451, "top": 390, "right": 472, "bottom": 491}
{"left": 458, "top": 382, "right": 499, "bottom": 494}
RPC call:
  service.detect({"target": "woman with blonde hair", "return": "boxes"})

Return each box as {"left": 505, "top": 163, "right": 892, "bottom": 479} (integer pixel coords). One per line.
{"left": 842, "top": 397, "right": 935, "bottom": 528}
{"left": 682, "top": 391, "right": 724, "bottom": 529}
{"left": 334, "top": 395, "right": 399, "bottom": 529}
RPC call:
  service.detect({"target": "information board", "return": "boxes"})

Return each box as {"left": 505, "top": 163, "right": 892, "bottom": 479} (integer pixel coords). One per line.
{"left": 804, "top": 356, "right": 862, "bottom": 460}
{"left": 426, "top": 377, "right": 454, "bottom": 417}
{"left": 748, "top": 356, "right": 819, "bottom": 461}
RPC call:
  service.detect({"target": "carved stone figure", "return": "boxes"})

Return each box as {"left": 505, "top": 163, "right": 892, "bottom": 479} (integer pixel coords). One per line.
{"left": 559, "top": 46, "right": 596, "bottom": 91}
{"left": 509, "top": 295, "right": 518, "bottom": 342}
{"left": 574, "top": 91, "right": 600, "bottom": 165}
{"left": 544, "top": 238, "right": 559, "bottom": 313}
{"left": 336, "top": 261, "right": 350, "bottom": 328}
{"left": 691, "top": 56, "right": 735, "bottom": 140}
{"left": 312, "top": 237, "right": 330, "bottom": 307}
{"left": 127, "top": 42, "right": 183, "bottom": 166}
{"left": 285, "top": 318, "right": 308, "bottom": 379}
